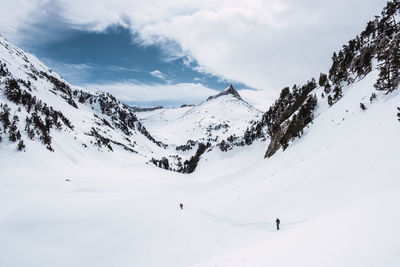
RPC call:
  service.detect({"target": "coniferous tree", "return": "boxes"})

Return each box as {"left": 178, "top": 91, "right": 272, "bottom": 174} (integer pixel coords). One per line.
{"left": 16, "top": 130, "right": 21, "bottom": 140}
{"left": 370, "top": 93, "right": 377, "bottom": 102}
{"left": 318, "top": 73, "right": 328, "bottom": 87}
{"left": 17, "top": 140, "right": 25, "bottom": 151}
{"left": 0, "top": 105, "right": 11, "bottom": 132}
{"left": 332, "top": 86, "right": 343, "bottom": 103}
{"left": 397, "top": 107, "right": 400, "bottom": 121}
{"left": 4, "top": 79, "right": 21, "bottom": 103}
{"left": 327, "top": 95, "right": 333, "bottom": 106}
{"left": 375, "top": 33, "right": 400, "bottom": 92}
{"left": 8, "top": 122, "right": 18, "bottom": 142}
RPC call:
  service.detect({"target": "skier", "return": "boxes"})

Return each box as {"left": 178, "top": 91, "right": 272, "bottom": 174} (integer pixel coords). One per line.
{"left": 180, "top": 203, "right": 183, "bottom": 210}
{"left": 275, "top": 218, "right": 280, "bottom": 230}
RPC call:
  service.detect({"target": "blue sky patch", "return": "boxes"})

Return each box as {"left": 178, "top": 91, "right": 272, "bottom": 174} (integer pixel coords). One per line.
{"left": 22, "top": 26, "right": 249, "bottom": 93}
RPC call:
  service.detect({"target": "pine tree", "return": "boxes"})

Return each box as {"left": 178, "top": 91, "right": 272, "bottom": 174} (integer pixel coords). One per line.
{"left": 370, "top": 93, "right": 377, "bottom": 102}
{"left": 332, "top": 86, "right": 343, "bottom": 103}
{"left": 0, "top": 105, "right": 11, "bottom": 132}
{"left": 327, "top": 95, "right": 333, "bottom": 106}
{"left": 318, "top": 73, "right": 328, "bottom": 87}
{"left": 17, "top": 140, "right": 25, "bottom": 151}
{"left": 381, "top": 0, "right": 400, "bottom": 35}
{"left": 8, "top": 123, "right": 17, "bottom": 142}
{"left": 397, "top": 107, "right": 400, "bottom": 121}
{"left": 4, "top": 79, "right": 21, "bottom": 103}
{"left": 375, "top": 33, "right": 400, "bottom": 92}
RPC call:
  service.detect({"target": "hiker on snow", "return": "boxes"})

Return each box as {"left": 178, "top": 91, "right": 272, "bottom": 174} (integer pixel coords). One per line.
{"left": 180, "top": 203, "right": 183, "bottom": 210}
{"left": 276, "top": 218, "right": 280, "bottom": 230}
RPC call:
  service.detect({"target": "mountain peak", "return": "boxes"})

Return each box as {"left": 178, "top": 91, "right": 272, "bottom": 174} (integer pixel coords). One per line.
{"left": 207, "top": 85, "right": 243, "bottom": 101}
{"left": 223, "top": 84, "right": 235, "bottom": 91}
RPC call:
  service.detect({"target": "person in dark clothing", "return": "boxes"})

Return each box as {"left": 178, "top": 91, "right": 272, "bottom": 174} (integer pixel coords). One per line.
{"left": 276, "top": 218, "right": 280, "bottom": 230}
{"left": 180, "top": 203, "right": 183, "bottom": 210}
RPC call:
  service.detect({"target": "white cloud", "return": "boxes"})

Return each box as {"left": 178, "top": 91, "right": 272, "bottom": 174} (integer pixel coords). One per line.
{"left": 239, "top": 89, "right": 276, "bottom": 112}
{"left": 107, "top": 65, "right": 141, "bottom": 72}
{"left": 85, "top": 81, "right": 218, "bottom": 105}
{"left": 150, "top": 69, "right": 168, "bottom": 81}
{"left": 0, "top": 0, "right": 48, "bottom": 40}
{"left": 1, "top": 0, "right": 389, "bottom": 94}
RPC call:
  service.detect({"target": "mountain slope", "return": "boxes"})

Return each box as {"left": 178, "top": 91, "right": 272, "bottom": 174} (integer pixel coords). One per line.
{"left": 244, "top": 0, "right": 400, "bottom": 159}
{"left": 0, "top": 35, "right": 168, "bottom": 157}
{"left": 0, "top": 36, "right": 265, "bottom": 173}
{"left": 1, "top": 1, "right": 400, "bottom": 267}
{"left": 0, "top": 35, "right": 226, "bottom": 171}
{"left": 191, "top": 67, "right": 400, "bottom": 267}
{"left": 0, "top": 67, "right": 399, "bottom": 267}
{"left": 136, "top": 85, "right": 263, "bottom": 146}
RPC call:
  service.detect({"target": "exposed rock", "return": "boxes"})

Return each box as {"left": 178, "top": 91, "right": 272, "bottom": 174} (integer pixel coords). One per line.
{"left": 207, "top": 85, "right": 243, "bottom": 101}
{"left": 265, "top": 121, "right": 290, "bottom": 158}
{"left": 130, "top": 105, "right": 163, "bottom": 113}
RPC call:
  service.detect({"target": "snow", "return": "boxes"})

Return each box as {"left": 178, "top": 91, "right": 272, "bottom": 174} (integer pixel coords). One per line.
{"left": 190, "top": 70, "right": 400, "bottom": 266}
{"left": 136, "top": 94, "right": 262, "bottom": 145}
{"left": 1, "top": 36, "right": 400, "bottom": 267}
{"left": 0, "top": 35, "right": 202, "bottom": 167}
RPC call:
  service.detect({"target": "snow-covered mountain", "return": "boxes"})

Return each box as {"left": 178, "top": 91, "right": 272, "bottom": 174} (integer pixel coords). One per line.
{"left": 1, "top": 2, "right": 400, "bottom": 267}
{"left": 0, "top": 35, "right": 172, "bottom": 160}
{"left": 0, "top": 35, "right": 226, "bottom": 173}
{"left": 190, "top": 67, "right": 400, "bottom": 267}
{"left": 1, "top": 64, "right": 399, "bottom": 267}
{"left": 0, "top": 35, "right": 266, "bottom": 173}
{"left": 1, "top": 0, "right": 399, "bottom": 169}
{"left": 136, "top": 85, "right": 263, "bottom": 146}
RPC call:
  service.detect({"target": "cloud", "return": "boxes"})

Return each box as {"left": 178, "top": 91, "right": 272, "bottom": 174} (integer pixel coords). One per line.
{"left": 239, "top": 89, "right": 276, "bottom": 112}
{"left": 150, "top": 69, "right": 168, "bottom": 81}
{"left": 107, "top": 65, "right": 141, "bottom": 72}
{"left": 0, "top": 0, "right": 47, "bottom": 41}
{"left": 134, "top": 0, "right": 388, "bottom": 91}
{"left": 1, "top": 0, "right": 389, "bottom": 94}
{"left": 85, "top": 81, "right": 219, "bottom": 106}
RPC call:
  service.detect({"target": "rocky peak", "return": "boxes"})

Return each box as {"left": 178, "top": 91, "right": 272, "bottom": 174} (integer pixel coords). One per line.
{"left": 207, "top": 85, "right": 243, "bottom": 101}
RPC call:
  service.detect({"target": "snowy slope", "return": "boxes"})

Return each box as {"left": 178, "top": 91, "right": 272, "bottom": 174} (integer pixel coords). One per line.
{"left": 0, "top": 35, "right": 213, "bottom": 170}
{"left": 136, "top": 85, "right": 263, "bottom": 145}
{"left": 190, "top": 69, "right": 400, "bottom": 267}
{"left": 1, "top": 69, "right": 399, "bottom": 267}
{"left": 1, "top": 2, "right": 400, "bottom": 265}
{"left": 0, "top": 36, "right": 266, "bottom": 172}
{"left": 0, "top": 35, "right": 160, "bottom": 156}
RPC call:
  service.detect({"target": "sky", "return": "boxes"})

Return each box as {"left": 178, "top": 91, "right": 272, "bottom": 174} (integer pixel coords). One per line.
{"left": 0, "top": 0, "right": 388, "bottom": 108}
